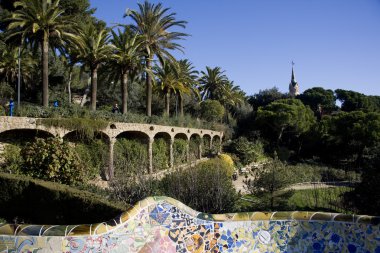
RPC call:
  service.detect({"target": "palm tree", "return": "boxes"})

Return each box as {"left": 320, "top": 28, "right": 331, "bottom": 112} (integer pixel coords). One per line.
{"left": 199, "top": 66, "right": 229, "bottom": 101}
{"left": 176, "top": 59, "right": 199, "bottom": 117}
{"left": 109, "top": 27, "right": 143, "bottom": 114}
{"left": 154, "top": 60, "right": 179, "bottom": 116}
{"left": 6, "top": 0, "right": 75, "bottom": 107}
{"left": 0, "top": 41, "right": 37, "bottom": 91}
{"left": 125, "top": 1, "right": 188, "bottom": 116}
{"left": 75, "top": 25, "right": 111, "bottom": 111}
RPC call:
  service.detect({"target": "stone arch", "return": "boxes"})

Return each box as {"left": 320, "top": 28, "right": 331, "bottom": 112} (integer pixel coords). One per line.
{"left": 62, "top": 130, "right": 110, "bottom": 180}
{"left": 114, "top": 131, "right": 150, "bottom": 175}
{"left": 211, "top": 135, "right": 222, "bottom": 155}
{"left": 153, "top": 132, "right": 172, "bottom": 171}
{"left": 189, "top": 133, "right": 202, "bottom": 161}
{"left": 63, "top": 130, "right": 110, "bottom": 144}
{"left": 173, "top": 133, "right": 188, "bottom": 166}
{"left": 0, "top": 129, "right": 56, "bottom": 170}
{"left": 202, "top": 134, "right": 212, "bottom": 157}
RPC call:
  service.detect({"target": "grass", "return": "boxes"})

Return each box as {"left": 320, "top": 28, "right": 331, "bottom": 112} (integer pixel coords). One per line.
{"left": 235, "top": 186, "right": 353, "bottom": 213}
{"left": 287, "top": 186, "right": 352, "bottom": 213}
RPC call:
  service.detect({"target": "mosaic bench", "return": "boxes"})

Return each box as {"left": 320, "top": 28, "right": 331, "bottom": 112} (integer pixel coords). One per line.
{"left": 0, "top": 196, "right": 379, "bottom": 252}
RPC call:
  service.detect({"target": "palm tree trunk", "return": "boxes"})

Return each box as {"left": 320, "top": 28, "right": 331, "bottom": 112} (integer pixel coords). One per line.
{"left": 41, "top": 38, "right": 49, "bottom": 107}
{"left": 165, "top": 91, "right": 170, "bottom": 116}
{"left": 68, "top": 66, "right": 72, "bottom": 104}
{"left": 121, "top": 71, "right": 128, "bottom": 114}
{"left": 146, "top": 57, "right": 152, "bottom": 117}
{"left": 178, "top": 95, "right": 184, "bottom": 117}
{"left": 90, "top": 66, "right": 98, "bottom": 111}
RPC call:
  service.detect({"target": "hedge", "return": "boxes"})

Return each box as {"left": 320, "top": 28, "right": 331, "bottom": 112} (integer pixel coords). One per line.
{"left": 0, "top": 173, "right": 126, "bottom": 224}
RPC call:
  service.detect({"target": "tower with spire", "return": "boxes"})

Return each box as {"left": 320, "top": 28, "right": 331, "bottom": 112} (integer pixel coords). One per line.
{"left": 289, "top": 62, "right": 300, "bottom": 97}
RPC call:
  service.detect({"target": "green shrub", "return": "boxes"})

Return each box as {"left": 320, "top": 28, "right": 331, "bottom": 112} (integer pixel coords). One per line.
{"left": 73, "top": 140, "right": 109, "bottom": 180}
{"left": 153, "top": 138, "right": 169, "bottom": 171}
{"left": 173, "top": 139, "right": 187, "bottom": 165}
{"left": 200, "top": 100, "right": 225, "bottom": 122}
{"left": 114, "top": 139, "right": 148, "bottom": 176}
{"left": 110, "top": 176, "right": 160, "bottom": 206}
{"left": 37, "top": 117, "right": 108, "bottom": 140}
{"left": 0, "top": 173, "right": 125, "bottom": 224}
{"left": 189, "top": 135, "right": 201, "bottom": 160}
{"left": 160, "top": 158, "right": 237, "bottom": 213}
{"left": 225, "top": 137, "right": 266, "bottom": 165}
{"left": 1, "top": 144, "right": 22, "bottom": 173}
{"left": 21, "top": 137, "right": 84, "bottom": 185}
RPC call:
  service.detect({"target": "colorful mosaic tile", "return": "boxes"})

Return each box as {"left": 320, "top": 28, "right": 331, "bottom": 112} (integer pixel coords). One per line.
{"left": 0, "top": 196, "right": 380, "bottom": 252}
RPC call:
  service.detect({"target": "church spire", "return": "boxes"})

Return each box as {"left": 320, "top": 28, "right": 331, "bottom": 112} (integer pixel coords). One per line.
{"left": 289, "top": 61, "right": 300, "bottom": 97}
{"left": 291, "top": 61, "right": 296, "bottom": 84}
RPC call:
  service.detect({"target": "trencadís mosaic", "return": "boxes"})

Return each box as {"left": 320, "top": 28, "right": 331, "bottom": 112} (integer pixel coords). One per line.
{"left": 0, "top": 196, "right": 379, "bottom": 252}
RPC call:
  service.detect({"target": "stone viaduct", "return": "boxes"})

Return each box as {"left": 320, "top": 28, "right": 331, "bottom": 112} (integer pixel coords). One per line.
{"left": 0, "top": 116, "right": 223, "bottom": 179}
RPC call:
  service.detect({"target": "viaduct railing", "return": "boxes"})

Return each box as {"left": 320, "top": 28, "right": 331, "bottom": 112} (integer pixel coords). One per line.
{"left": 0, "top": 117, "right": 223, "bottom": 179}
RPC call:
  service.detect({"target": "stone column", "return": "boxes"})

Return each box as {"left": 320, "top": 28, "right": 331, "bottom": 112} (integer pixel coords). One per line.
{"left": 198, "top": 140, "right": 202, "bottom": 159}
{"left": 186, "top": 139, "right": 190, "bottom": 163}
{"left": 148, "top": 137, "right": 154, "bottom": 173}
{"left": 219, "top": 138, "right": 223, "bottom": 153}
{"left": 108, "top": 137, "right": 116, "bottom": 180}
{"left": 210, "top": 137, "right": 213, "bottom": 150}
{"left": 169, "top": 138, "right": 174, "bottom": 168}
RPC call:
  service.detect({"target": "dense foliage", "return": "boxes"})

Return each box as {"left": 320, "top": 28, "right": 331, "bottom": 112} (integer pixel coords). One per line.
{"left": 21, "top": 137, "right": 84, "bottom": 184}
{"left": 0, "top": 172, "right": 125, "bottom": 224}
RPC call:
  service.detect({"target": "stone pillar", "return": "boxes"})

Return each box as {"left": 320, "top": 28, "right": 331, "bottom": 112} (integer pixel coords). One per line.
{"left": 169, "top": 138, "right": 174, "bottom": 168}
{"left": 108, "top": 137, "right": 116, "bottom": 180}
{"left": 198, "top": 141, "right": 202, "bottom": 159}
{"left": 219, "top": 138, "right": 223, "bottom": 153}
{"left": 148, "top": 137, "right": 154, "bottom": 173}
{"left": 186, "top": 139, "right": 190, "bottom": 163}
{"left": 210, "top": 137, "right": 213, "bottom": 150}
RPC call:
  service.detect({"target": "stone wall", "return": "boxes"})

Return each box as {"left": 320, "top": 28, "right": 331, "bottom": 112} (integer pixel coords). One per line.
{"left": 0, "top": 116, "right": 223, "bottom": 178}
{"left": 0, "top": 196, "right": 379, "bottom": 252}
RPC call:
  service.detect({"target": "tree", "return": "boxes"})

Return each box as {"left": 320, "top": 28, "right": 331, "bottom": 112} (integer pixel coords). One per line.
{"left": 297, "top": 87, "right": 337, "bottom": 116}
{"left": 125, "top": 1, "right": 188, "bottom": 116}
{"left": 75, "top": 24, "right": 111, "bottom": 111}
{"left": 154, "top": 60, "right": 180, "bottom": 116}
{"left": 244, "top": 158, "right": 292, "bottom": 210}
{"left": 6, "top": 0, "right": 75, "bottom": 107}
{"left": 0, "top": 40, "right": 37, "bottom": 89}
{"left": 109, "top": 27, "right": 143, "bottom": 114}
{"left": 319, "top": 111, "right": 380, "bottom": 167}
{"left": 248, "top": 87, "right": 284, "bottom": 111}
{"left": 256, "top": 99, "right": 315, "bottom": 148}
{"left": 335, "top": 89, "right": 375, "bottom": 112}
{"left": 199, "top": 66, "right": 229, "bottom": 101}
{"left": 176, "top": 59, "right": 199, "bottom": 117}
{"left": 200, "top": 99, "right": 225, "bottom": 122}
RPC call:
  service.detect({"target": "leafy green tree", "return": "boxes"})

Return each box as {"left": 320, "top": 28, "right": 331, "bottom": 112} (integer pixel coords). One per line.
{"left": 109, "top": 27, "right": 143, "bottom": 114}
{"left": 256, "top": 99, "right": 315, "bottom": 147}
{"left": 200, "top": 99, "right": 225, "bottom": 122}
{"left": 244, "top": 158, "right": 292, "bottom": 210}
{"left": 125, "top": 1, "right": 188, "bottom": 116}
{"left": 248, "top": 87, "right": 284, "bottom": 111}
{"left": 75, "top": 24, "right": 112, "bottom": 111}
{"left": 319, "top": 111, "right": 380, "bottom": 167}
{"left": 335, "top": 89, "right": 374, "bottom": 112}
{"left": 6, "top": 0, "right": 76, "bottom": 107}
{"left": 21, "top": 137, "right": 84, "bottom": 185}
{"left": 225, "top": 137, "right": 265, "bottom": 165}
{"left": 298, "top": 87, "right": 337, "bottom": 116}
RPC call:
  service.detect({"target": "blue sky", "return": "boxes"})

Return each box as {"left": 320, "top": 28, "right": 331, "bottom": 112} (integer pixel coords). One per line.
{"left": 89, "top": 0, "right": 380, "bottom": 96}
